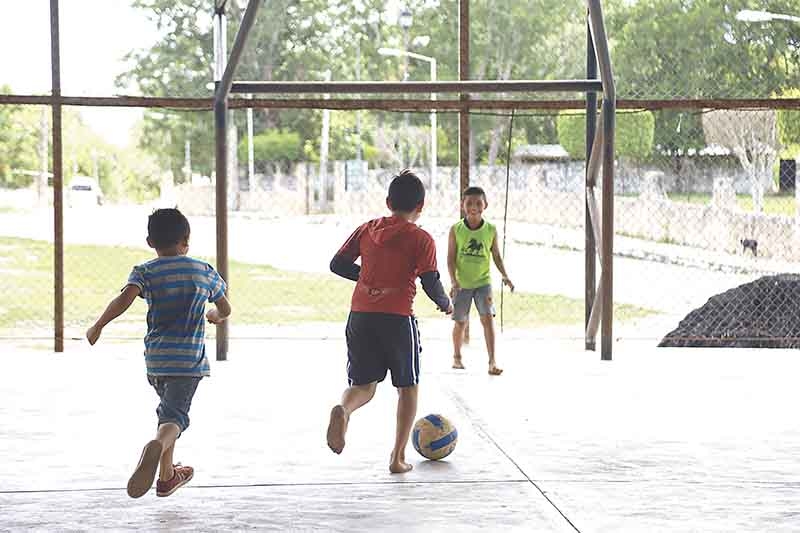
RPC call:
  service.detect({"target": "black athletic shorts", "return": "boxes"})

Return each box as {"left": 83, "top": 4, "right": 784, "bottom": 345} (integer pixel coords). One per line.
{"left": 345, "top": 311, "right": 421, "bottom": 388}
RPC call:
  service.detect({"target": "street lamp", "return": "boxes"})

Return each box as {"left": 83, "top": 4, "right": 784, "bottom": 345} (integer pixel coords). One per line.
{"left": 379, "top": 47, "right": 438, "bottom": 191}
{"left": 399, "top": 7, "right": 413, "bottom": 30}
{"left": 736, "top": 9, "right": 800, "bottom": 23}
{"left": 399, "top": 6, "right": 413, "bottom": 168}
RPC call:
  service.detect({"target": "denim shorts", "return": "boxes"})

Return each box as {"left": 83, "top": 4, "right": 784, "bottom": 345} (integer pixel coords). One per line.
{"left": 147, "top": 375, "right": 202, "bottom": 433}
{"left": 452, "top": 284, "right": 495, "bottom": 322}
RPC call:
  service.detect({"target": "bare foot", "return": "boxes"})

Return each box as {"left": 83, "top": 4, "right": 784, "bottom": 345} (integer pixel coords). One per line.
{"left": 488, "top": 365, "right": 503, "bottom": 376}
{"left": 452, "top": 357, "right": 465, "bottom": 370}
{"left": 389, "top": 451, "right": 413, "bottom": 474}
{"left": 326, "top": 405, "right": 348, "bottom": 454}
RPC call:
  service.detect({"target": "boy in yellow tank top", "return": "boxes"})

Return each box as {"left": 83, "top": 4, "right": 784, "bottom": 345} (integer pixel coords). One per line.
{"left": 447, "top": 186, "right": 514, "bottom": 375}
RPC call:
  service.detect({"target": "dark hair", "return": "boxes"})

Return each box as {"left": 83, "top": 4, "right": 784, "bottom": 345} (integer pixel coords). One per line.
{"left": 462, "top": 186, "right": 487, "bottom": 203}
{"left": 387, "top": 169, "right": 425, "bottom": 212}
{"left": 148, "top": 208, "right": 190, "bottom": 249}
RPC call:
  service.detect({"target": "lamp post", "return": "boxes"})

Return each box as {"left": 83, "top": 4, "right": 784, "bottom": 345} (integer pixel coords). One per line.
{"left": 399, "top": 6, "right": 412, "bottom": 167}
{"left": 246, "top": 96, "right": 255, "bottom": 192}
{"left": 379, "top": 46, "right": 438, "bottom": 191}
{"left": 736, "top": 9, "right": 800, "bottom": 23}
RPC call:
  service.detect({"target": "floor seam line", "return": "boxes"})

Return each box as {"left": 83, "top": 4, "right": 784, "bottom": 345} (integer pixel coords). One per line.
{"left": 441, "top": 382, "right": 582, "bottom": 533}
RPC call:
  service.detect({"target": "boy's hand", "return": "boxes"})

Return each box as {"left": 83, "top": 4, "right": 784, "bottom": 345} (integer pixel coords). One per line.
{"left": 86, "top": 324, "right": 102, "bottom": 345}
{"left": 449, "top": 282, "right": 460, "bottom": 298}
{"left": 502, "top": 276, "right": 515, "bottom": 292}
{"left": 206, "top": 309, "right": 228, "bottom": 324}
{"left": 444, "top": 303, "right": 454, "bottom": 315}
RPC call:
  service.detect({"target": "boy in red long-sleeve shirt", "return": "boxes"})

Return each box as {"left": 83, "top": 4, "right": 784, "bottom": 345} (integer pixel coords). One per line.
{"left": 326, "top": 169, "right": 452, "bottom": 473}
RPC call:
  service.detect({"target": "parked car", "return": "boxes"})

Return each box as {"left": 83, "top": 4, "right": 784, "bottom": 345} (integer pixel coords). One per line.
{"left": 67, "top": 176, "right": 103, "bottom": 207}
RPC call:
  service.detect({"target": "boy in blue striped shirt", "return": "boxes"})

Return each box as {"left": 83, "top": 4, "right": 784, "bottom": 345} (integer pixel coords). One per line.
{"left": 87, "top": 208, "right": 231, "bottom": 498}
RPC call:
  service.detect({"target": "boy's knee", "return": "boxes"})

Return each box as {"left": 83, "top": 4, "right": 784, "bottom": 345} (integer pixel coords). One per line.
{"left": 356, "top": 382, "right": 378, "bottom": 394}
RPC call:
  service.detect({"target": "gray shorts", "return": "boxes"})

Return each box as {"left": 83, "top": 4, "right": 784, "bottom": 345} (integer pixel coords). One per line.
{"left": 452, "top": 284, "right": 495, "bottom": 322}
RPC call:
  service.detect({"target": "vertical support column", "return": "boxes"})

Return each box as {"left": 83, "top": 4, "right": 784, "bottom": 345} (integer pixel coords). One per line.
{"left": 430, "top": 59, "right": 437, "bottom": 193}
{"left": 601, "top": 97, "right": 615, "bottom": 361}
{"left": 458, "top": 0, "right": 470, "bottom": 195}
{"left": 458, "top": 0, "right": 471, "bottom": 344}
{"left": 50, "top": 0, "right": 64, "bottom": 353}
{"left": 588, "top": 0, "right": 615, "bottom": 361}
{"left": 214, "top": 96, "right": 229, "bottom": 361}
{"left": 211, "top": 0, "right": 261, "bottom": 361}
{"left": 213, "top": 8, "right": 229, "bottom": 361}
{"left": 585, "top": 18, "right": 598, "bottom": 352}
{"left": 214, "top": 98, "right": 229, "bottom": 361}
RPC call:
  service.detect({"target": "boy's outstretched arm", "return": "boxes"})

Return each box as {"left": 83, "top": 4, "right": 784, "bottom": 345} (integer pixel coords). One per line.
{"left": 419, "top": 271, "right": 453, "bottom": 314}
{"left": 330, "top": 254, "right": 361, "bottom": 282}
{"left": 330, "top": 226, "right": 363, "bottom": 282}
{"left": 490, "top": 233, "right": 514, "bottom": 292}
{"left": 86, "top": 284, "right": 140, "bottom": 345}
{"left": 206, "top": 295, "right": 232, "bottom": 324}
{"left": 447, "top": 227, "right": 459, "bottom": 294}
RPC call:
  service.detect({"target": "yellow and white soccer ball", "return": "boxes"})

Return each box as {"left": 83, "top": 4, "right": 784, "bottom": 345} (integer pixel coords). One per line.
{"left": 412, "top": 414, "right": 458, "bottom": 460}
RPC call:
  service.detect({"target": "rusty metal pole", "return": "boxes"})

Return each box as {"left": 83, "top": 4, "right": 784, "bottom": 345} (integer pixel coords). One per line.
{"left": 458, "top": 0, "right": 470, "bottom": 345}
{"left": 458, "top": 0, "right": 470, "bottom": 194}
{"left": 2, "top": 94, "right": 792, "bottom": 112}
{"left": 585, "top": 17, "right": 598, "bottom": 352}
{"left": 50, "top": 0, "right": 64, "bottom": 353}
{"left": 214, "top": 96, "right": 229, "bottom": 361}
{"left": 588, "top": 0, "right": 616, "bottom": 361}
{"left": 600, "top": 98, "right": 615, "bottom": 361}
{"left": 213, "top": 0, "right": 262, "bottom": 361}
{"left": 213, "top": 8, "right": 229, "bottom": 361}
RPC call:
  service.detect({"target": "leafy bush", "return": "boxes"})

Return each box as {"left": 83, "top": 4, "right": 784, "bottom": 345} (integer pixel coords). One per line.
{"left": 557, "top": 110, "right": 655, "bottom": 161}
{"left": 238, "top": 130, "right": 303, "bottom": 167}
{"left": 778, "top": 89, "right": 800, "bottom": 149}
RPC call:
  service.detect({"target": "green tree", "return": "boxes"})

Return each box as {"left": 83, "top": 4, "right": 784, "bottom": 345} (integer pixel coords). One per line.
{"left": 0, "top": 91, "right": 41, "bottom": 188}
{"left": 777, "top": 89, "right": 800, "bottom": 156}
{"left": 119, "top": 0, "right": 596, "bottom": 174}
{"left": 607, "top": 0, "right": 800, "bottom": 99}
{"left": 237, "top": 130, "right": 302, "bottom": 172}
{"left": 557, "top": 110, "right": 655, "bottom": 161}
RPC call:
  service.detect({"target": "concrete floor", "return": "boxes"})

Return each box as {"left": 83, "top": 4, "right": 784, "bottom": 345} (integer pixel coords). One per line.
{"left": 1, "top": 337, "right": 799, "bottom": 532}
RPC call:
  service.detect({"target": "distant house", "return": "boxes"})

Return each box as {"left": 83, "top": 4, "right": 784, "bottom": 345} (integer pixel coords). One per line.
{"left": 513, "top": 144, "right": 570, "bottom": 162}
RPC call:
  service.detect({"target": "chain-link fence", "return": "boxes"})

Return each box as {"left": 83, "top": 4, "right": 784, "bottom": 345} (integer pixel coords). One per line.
{"left": 1, "top": 1, "right": 799, "bottom": 348}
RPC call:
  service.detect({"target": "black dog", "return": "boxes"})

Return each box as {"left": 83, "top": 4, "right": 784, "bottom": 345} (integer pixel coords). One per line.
{"left": 741, "top": 238, "right": 758, "bottom": 257}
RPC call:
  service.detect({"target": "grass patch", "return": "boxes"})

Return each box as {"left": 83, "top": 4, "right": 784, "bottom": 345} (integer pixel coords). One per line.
{"left": 1, "top": 237, "right": 656, "bottom": 333}
{"left": 667, "top": 192, "right": 795, "bottom": 216}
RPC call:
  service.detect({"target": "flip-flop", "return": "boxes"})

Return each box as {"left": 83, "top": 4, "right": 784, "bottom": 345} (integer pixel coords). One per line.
{"left": 488, "top": 367, "right": 504, "bottom": 376}
{"left": 127, "top": 439, "right": 163, "bottom": 498}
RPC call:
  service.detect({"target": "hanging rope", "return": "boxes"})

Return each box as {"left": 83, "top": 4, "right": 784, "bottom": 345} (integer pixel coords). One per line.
{"left": 500, "top": 109, "right": 515, "bottom": 333}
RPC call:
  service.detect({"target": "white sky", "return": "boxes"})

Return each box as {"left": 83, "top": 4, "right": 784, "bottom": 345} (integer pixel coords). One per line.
{"left": 0, "top": 1, "right": 417, "bottom": 147}
{"left": 0, "top": 1, "right": 161, "bottom": 147}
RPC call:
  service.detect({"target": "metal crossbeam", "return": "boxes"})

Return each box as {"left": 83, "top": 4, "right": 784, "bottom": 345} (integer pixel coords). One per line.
{"left": 231, "top": 80, "right": 604, "bottom": 95}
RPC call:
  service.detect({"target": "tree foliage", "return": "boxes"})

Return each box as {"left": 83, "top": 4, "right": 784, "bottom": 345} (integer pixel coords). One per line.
{"left": 6, "top": 0, "right": 800, "bottom": 199}
{"left": 557, "top": 110, "right": 655, "bottom": 161}
{"left": 777, "top": 89, "right": 800, "bottom": 150}
{"left": 0, "top": 99, "right": 40, "bottom": 188}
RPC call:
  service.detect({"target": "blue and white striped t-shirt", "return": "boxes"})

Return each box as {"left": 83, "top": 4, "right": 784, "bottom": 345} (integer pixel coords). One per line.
{"left": 127, "top": 256, "right": 226, "bottom": 377}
